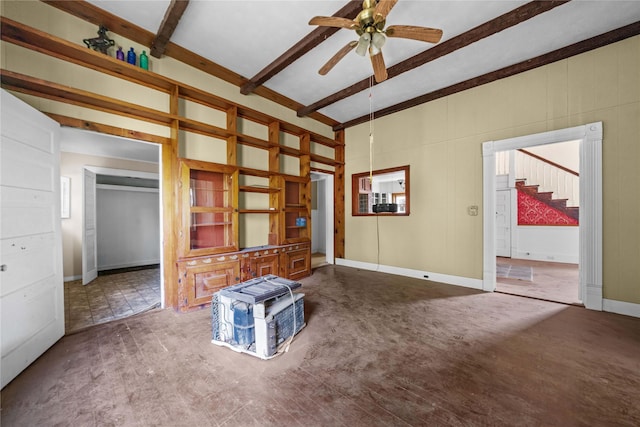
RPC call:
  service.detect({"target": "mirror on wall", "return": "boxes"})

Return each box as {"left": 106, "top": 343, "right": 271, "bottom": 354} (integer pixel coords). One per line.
{"left": 351, "top": 165, "right": 410, "bottom": 216}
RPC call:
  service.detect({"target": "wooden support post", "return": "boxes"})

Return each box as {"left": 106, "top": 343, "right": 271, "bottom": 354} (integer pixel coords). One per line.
{"left": 268, "top": 121, "right": 281, "bottom": 245}
{"left": 334, "top": 129, "right": 345, "bottom": 259}
{"left": 163, "top": 84, "right": 180, "bottom": 309}
{"left": 226, "top": 105, "right": 238, "bottom": 166}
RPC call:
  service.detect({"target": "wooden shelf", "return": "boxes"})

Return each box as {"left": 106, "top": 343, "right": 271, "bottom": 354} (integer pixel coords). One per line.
{"left": 0, "top": 17, "right": 342, "bottom": 151}
{"left": 189, "top": 206, "right": 234, "bottom": 213}
{"left": 191, "top": 221, "right": 233, "bottom": 227}
{"left": 239, "top": 186, "right": 280, "bottom": 194}
{"left": 238, "top": 209, "right": 274, "bottom": 214}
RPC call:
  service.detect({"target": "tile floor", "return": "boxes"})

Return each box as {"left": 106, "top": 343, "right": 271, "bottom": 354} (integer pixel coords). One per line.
{"left": 64, "top": 266, "right": 161, "bottom": 334}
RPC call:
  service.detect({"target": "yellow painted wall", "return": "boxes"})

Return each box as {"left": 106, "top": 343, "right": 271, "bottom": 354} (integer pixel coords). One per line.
{"left": 345, "top": 36, "right": 640, "bottom": 304}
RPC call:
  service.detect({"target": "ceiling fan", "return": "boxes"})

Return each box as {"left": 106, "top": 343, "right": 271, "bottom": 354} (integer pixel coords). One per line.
{"left": 309, "top": 0, "right": 443, "bottom": 83}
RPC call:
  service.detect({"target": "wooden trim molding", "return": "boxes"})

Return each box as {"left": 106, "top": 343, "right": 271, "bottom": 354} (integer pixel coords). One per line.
{"left": 46, "top": 113, "right": 171, "bottom": 145}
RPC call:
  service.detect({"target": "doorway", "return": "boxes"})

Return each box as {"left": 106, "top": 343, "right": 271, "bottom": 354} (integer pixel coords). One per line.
{"left": 60, "top": 128, "right": 162, "bottom": 332}
{"left": 482, "top": 123, "right": 603, "bottom": 311}
{"left": 310, "top": 172, "right": 334, "bottom": 269}
{"left": 494, "top": 142, "right": 580, "bottom": 304}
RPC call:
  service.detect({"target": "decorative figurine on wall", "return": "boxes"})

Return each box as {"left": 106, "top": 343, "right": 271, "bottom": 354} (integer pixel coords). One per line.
{"left": 83, "top": 25, "right": 115, "bottom": 54}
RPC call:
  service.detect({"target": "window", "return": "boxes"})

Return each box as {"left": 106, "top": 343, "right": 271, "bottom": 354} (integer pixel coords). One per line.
{"left": 351, "top": 165, "right": 409, "bottom": 216}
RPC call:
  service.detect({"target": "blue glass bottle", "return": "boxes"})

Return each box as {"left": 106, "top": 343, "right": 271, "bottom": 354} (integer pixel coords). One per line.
{"left": 127, "top": 47, "right": 136, "bottom": 65}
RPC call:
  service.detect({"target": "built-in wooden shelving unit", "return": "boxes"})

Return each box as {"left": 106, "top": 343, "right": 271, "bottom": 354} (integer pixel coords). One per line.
{"left": 0, "top": 15, "right": 346, "bottom": 310}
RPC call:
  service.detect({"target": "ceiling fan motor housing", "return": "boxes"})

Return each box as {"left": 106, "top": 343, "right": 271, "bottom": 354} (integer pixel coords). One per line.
{"left": 357, "top": 0, "right": 386, "bottom": 35}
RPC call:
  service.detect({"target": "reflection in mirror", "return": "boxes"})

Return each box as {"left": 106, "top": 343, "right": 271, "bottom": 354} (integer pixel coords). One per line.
{"left": 352, "top": 166, "right": 409, "bottom": 216}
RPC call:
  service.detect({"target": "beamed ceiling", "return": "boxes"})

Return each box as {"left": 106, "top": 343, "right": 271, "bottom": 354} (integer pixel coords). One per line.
{"left": 42, "top": 0, "right": 640, "bottom": 130}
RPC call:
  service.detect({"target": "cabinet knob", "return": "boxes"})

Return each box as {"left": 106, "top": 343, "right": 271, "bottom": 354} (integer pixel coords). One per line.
{"left": 0, "top": 264, "right": 7, "bottom": 272}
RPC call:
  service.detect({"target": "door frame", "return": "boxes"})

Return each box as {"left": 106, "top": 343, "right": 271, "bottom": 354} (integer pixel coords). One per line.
{"left": 482, "top": 122, "right": 603, "bottom": 310}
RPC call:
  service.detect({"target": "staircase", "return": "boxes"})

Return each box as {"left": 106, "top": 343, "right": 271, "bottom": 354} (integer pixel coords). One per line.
{"left": 516, "top": 179, "right": 579, "bottom": 221}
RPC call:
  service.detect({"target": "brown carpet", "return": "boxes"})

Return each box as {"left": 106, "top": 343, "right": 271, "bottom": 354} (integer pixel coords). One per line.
{"left": 2, "top": 265, "right": 639, "bottom": 426}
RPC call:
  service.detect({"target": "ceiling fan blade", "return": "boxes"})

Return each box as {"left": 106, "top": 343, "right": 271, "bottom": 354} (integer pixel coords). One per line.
{"left": 319, "top": 41, "right": 358, "bottom": 75}
{"left": 370, "top": 50, "right": 388, "bottom": 83}
{"left": 374, "top": 0, "right": 399, "bottom": 22}
{"left": 385, "top": 25, "right": 443, "bottom": 44}
{"left": 309, "top": 16, "right": 358, "bottom": 30}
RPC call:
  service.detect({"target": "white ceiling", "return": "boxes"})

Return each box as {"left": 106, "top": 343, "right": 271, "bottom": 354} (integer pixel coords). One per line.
{"left": 60, "top": 127, "right": 159, "bottom": 163}
{"left": 83, "top": 0, "right": 640, "bottom": 127}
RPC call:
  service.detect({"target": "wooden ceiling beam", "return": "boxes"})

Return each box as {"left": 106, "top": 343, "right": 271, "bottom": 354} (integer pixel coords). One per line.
{"left": 335, "top": 20, "right": 640, "bottom": 131}
{"left": 151, "top": 0, "right": 190, "bottom": 58}
{"left": 297, "top": 0, "right": 570, "bottom": 118}
{"left": 240, "top": 1, "right": 362, "bottom": 95}
{"left": 42, "top": 0, "right": 339, "bottom": 128}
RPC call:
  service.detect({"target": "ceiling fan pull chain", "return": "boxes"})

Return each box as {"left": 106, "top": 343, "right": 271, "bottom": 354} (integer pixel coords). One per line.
{"left": 369, "top": 75, "right": 374, "bottom": 184}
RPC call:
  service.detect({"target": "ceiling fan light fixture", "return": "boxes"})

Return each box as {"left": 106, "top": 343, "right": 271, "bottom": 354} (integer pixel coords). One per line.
{"left": 356, "top": 33, "right": 371, "bottom": 56}
{"left": 371, "top": 32, "right": 386, "bottom": 49}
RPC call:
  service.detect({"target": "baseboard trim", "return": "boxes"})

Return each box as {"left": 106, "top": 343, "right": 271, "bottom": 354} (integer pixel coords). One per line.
{"left": 98, "top": 259, "right": 160, "bottom": 272}
{"left": 64, "top": 275, "right": 82, "bottom": 282}
{"left": 335, "top": 259, "right": 484, "bottom": 290}
{"left": 603, "top": 299, "right": 640, "bottom": 318}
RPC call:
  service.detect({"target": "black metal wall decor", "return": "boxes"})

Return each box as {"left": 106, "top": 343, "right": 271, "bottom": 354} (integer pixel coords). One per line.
{"left": 83, "top": 25, "right": 115, "bottom": 54}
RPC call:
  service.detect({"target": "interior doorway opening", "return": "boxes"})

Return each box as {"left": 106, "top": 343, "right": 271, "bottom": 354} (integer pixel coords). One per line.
{"left": 60, "top": 128, "right": 162, "bottom": 332}
{"left": 494, "top": 141, "right": 581, "bottom": 305}
{"left": 482, "top": 122, "right": 603, "bottom": 311}
{"left": 310, "top": 171, "right": 334, "bottom": 269}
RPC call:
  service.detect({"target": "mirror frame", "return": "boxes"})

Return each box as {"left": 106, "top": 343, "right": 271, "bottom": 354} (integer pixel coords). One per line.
{"left": 351, "top": 165, "right": 410, "bottom": 216}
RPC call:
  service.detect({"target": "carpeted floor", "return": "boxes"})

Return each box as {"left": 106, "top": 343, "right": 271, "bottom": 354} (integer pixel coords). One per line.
{"left": 3, "top": 265, "right": 639, "bottom": 426}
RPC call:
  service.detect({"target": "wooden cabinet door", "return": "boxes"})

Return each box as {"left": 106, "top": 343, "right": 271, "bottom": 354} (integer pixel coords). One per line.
{"left": 178, "top": 258, "right": 241, "bottom": 310}
{"left": 281, "top": 245, "right": 310, "bottom": 281}
{"left": 246, "top": 253, "right": 279, "bottom": 279}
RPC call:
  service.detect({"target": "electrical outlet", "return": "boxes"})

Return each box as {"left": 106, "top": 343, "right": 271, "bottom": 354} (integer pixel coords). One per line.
{"left": 467, "top": 205, "right": 479, "bottom": 216}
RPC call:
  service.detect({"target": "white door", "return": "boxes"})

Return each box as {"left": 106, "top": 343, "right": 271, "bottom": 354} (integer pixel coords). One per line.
{"left": 0, "top": 90, "right": 64, "bottom": 388}
{"left": 82, "top": 168, "right": 98, "bottom": 285}
{"left": 495, "top": 189, "right": 511, "bottom": 257}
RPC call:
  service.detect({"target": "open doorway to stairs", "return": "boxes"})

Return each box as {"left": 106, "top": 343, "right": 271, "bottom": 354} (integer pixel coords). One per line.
{"left": 482, "top": 123, "right": 604, "bottom": 311}
{"left": 310, "top": 172, "right": 334, "bottom": 270}
{"left": 494, "top": 141, "right": 580, "bottom": 305}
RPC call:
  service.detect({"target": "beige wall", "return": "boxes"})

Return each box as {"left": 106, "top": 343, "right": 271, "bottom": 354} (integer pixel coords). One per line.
{"left": 345, "top": 35, "right": 640, "bottom": 304}
{"left": 2, "top": 2, "right": 638, "bottom": 304}
{"left": 60, "top": 152, "right": 159, "bottom": 279}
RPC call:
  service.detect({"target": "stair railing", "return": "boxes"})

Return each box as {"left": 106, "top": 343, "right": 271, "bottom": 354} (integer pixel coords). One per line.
{"left": 515, "top": 149, "right": 579, "bottom": 207}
